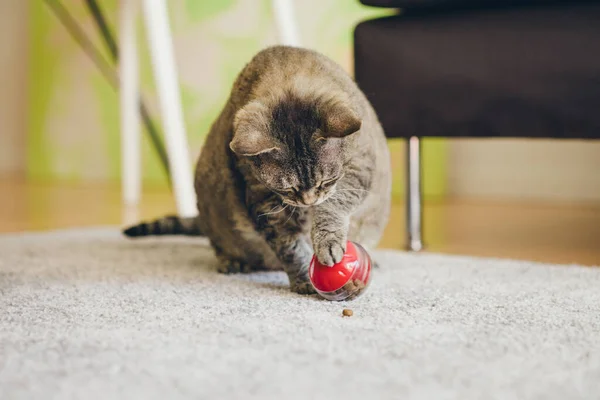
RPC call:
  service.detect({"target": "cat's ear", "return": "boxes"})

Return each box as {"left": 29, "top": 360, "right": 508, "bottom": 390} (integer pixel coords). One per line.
{"left": 229, "top": 130, "right": 278, "bottom": 156}
{"left": 320, "top": 101, "right": 362, "bottom": 138}
{"left": 230, "top": 102, "right": 279, "bottom": 156}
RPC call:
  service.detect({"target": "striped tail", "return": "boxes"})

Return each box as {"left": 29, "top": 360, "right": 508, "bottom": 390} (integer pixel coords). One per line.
{"left": 123, "top": 215, "right": 203, "bottom": 237}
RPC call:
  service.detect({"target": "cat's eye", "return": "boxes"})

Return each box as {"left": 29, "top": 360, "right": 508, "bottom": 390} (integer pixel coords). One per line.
{"left": 279, "top": 187, "right": 297, "bottom": 195}
{"left": 319, "top": 178, "right": 338, "bottom": 188}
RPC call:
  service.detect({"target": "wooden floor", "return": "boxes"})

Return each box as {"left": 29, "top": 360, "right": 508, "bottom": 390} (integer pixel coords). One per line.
{"left": 1, "top": 175, "right": 599, "bottom": 266}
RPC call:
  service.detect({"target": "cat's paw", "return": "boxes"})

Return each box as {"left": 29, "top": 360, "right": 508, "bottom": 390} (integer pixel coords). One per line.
{"left": 314, "top": 238, "right": 346, "bottom": 266}
{"left": 290, "top": 279, "right": 317, "bottom": 295}
{"left": 217, "top": 259, "right": 252, "bottom": 274}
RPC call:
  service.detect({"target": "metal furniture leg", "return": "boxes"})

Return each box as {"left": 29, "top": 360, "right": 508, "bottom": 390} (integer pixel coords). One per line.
{"left": 406, "top": 136, "right": 424, "bottom": 251}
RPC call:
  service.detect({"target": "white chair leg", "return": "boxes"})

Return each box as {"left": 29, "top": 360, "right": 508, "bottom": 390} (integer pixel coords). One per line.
{"left": 141, "top": 0, "right": 197, "bottom": 217}
{"left": 119, "top": 0, "right": 141, "bottom": 207}
{"left": 271, "top": 0, "right": 301, "bottom": 46}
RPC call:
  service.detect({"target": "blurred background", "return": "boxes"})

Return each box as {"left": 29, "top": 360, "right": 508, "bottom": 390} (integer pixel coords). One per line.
{"left": 1, "top": 0, "right": 599, "bottom": 264}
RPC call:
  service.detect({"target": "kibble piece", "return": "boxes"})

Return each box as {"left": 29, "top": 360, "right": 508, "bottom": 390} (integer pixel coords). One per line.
{"left": 342, "top": 309, "right": 353, "bottom": 317}
{"left": 353, "top": 279, "right": 366, "bottom": 289}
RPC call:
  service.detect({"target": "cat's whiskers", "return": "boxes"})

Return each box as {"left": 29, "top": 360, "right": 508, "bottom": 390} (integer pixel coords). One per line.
{"left": 283, "top": 206, "right": 297, "bottom": 225}
{"left": 260, "top": 203, "right": 281, "bottom": 216}
{"left": 258, "top": 203, "right": 288, "bottom": 219}
{"left": 335, "top": 188, "right": 372, "bottom": 198}
{"left": 336, "top": 188, "right": 371, "bottom": 193}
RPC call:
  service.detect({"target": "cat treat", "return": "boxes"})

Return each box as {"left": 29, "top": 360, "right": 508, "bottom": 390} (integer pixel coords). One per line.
{"left": 308, "top": 241, "right": 372, "bottom": 301}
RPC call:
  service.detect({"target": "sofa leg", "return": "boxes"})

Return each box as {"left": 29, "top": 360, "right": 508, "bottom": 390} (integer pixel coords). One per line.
{"left": 406, "top": 136, "right": 424, "bottom": 252}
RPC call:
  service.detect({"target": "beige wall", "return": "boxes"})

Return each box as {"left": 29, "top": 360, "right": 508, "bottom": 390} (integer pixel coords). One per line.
{"left": 448, "top": 139, "right": 600, "bottom": 203}
{"left": 0, "top": 0, "right": 28, "bottom": 175}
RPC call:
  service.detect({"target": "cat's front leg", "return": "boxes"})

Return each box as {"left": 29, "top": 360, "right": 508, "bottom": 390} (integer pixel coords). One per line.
{"left": 272, "top": 233, "right": 315, "bottom": 294}
{"left": 252, "top": 200, "right": 315, "bottom": 294}
{"left": 311, "top": 205, "right": 350, "bottom": 266}
{"left": 311, "top": 167, "right": 371, "bottom": 266}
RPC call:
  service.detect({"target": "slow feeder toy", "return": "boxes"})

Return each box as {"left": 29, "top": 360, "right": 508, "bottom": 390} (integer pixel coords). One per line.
{"left": 308, "top": 241, "right": 372, "bottom": 301}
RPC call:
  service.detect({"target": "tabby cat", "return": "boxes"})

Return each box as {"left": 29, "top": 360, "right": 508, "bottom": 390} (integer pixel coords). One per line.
{"left": 124, "top": 46, "right": 391, "bottom": 294}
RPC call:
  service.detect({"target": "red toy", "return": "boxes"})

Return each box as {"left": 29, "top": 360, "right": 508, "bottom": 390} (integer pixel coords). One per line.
{"left": 308, "top": 241, "right": 372, "bottom": 301}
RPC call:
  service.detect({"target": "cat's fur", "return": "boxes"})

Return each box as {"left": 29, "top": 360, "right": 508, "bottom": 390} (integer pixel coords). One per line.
{"left": 124, "top": 46, "right": 391, "bottom": 294}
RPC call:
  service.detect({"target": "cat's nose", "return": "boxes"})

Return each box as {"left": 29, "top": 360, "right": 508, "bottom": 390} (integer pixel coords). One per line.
{"left": 301, "top": 191, "right": 319, "bottom": 206}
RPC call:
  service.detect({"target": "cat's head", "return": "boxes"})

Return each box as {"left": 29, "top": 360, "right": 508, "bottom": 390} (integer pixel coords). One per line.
{"left": 229, "top": 92, "right": 361, "bottom": 207}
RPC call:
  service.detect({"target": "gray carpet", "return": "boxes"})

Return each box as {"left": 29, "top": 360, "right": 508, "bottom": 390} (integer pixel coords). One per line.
{"left": 1, "top": 228, "right": 599, "bottom": 400}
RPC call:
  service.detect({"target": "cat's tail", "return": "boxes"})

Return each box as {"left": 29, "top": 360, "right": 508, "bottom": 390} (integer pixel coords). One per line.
{"left": 122, "top": 215, "right": 204, "bottom": 237}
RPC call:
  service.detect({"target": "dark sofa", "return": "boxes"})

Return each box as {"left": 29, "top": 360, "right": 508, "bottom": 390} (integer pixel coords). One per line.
{"left": 354, "top": 0, "right": 600, "bottom": 251}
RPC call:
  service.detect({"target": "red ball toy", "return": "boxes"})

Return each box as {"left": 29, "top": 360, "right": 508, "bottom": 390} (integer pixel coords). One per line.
{"left": 309, "top": 241, "right": 372, "bottom": 301}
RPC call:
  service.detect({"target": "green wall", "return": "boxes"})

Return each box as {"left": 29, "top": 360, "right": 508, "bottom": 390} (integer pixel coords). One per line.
{"left": 28, "top": 0, "right": 446, "bottom": 199}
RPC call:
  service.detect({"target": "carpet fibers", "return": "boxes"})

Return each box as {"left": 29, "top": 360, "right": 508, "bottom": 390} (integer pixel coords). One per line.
{"left": 1, "top": 228, "right": 599, "bottom": 400}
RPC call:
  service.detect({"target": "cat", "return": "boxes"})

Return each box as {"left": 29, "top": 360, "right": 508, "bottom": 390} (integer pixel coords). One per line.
{"left": 124, "top": 45, "right": 391, "bottom": 294}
